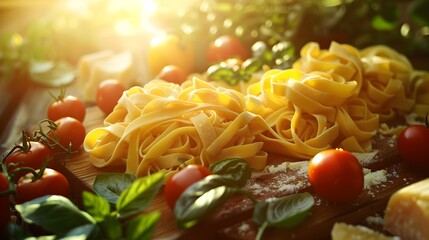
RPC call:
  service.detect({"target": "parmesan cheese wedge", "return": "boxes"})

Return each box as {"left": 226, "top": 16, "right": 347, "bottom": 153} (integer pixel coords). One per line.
{"left": 384, "top": 178, "right": 429, "bottom": 240}
{"left": 77, "top": 50, "right": 136, "bottom": 102}
{"left": 331, "top": 223, "right": 397, "bottom": 240}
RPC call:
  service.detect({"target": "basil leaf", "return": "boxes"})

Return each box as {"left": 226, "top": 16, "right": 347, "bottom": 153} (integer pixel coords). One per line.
{"left": 61, "top": 224, "right": 98, "bottom": 240}
{"left": 253, "top": 192, "right": 314, "bottom": 228}
{"left": 209, "top": 158, "right": 252, "bottom": 187}
{"left": 93, "top": 173, "right": 137, "bottom": 204}
{"left": 3, "top": 223, "right": 32, "bottom": 240}
{"left": 116, "top": 172, "right": 164, "bottom": 219}
{"left": 29, "top": 60, "right": 75, "bottom": 87}
{"left": 174, "top": 175, "right": 240, "bottom": 229}
{"left": 126, "top": 211, "right": 161, "bottom": 240}
{"left": 207, "top": 64, "right": 236, "bottom": 85}
{"left": 15, "top": 195, "right": 95, "bottom": 236}
{"left": 99, "top": 215, "right": 123, "bottom": 240}
{"left": 82, "top": 191, "right": 110, "bottom": 222}
{"left": 242, "top": 58, "right": 263, "bottom": 74}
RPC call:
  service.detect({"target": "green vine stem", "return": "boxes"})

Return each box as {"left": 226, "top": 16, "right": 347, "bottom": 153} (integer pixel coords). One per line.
{"left": 32, "top": 119, "right": 76, "bottom": 155}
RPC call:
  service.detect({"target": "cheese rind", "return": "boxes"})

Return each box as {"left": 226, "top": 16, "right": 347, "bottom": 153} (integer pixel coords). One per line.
{"left": 384, "top": 178, "right": 429, "bottom": 240}
{"left": 331, "top": 222, "right": 396, "bottom": 240}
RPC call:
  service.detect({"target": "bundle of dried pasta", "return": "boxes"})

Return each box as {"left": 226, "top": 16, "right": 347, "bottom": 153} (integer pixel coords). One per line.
{"left": 246, "top": 64, "right": 378, "bottom": 158}
{"left": 359, "top": 45, "right": 415, "bottom": 122}
{"left": 84, "top": 78, "right": 271, "bottom": 176}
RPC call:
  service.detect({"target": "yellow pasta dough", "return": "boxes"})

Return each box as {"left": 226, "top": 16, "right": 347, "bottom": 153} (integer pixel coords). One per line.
{"left": 84, "top": 41, "right": 429, "bottom": 176}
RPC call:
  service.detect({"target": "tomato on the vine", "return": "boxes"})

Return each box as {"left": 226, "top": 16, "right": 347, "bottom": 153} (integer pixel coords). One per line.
{"left": 308, "top": 149, "right": 364, "bottom": 203}
{"left": 164, "top": 165, "right": 212, "bottom": 210}
{"left": 207, "top": 35, "right": 251, "bottom": 64}
{"left": 156, "top": 65, "right": 187, "bottom": 85}
{"left": 0, "top": 173, "right": 10, "bottom": 232}
{"left": 96, "top": 79, "right": 125, "bottom": 115}
{"left": 48, "top": 117, "right": 86, "bottom": 153}
{"left": 48, "top": 92, "right": 86, "bottom": 123}
{"left": 5, "top": 141, "right": 53, "bottom": 183}
{"left": 148, "top": 33, "right": 196, "bottom": 77}
{"left": 15, "top": 168, "right": 70, "bottom": 204}
{"left": 397, "top": 124, "right": 429, "bottom": 170}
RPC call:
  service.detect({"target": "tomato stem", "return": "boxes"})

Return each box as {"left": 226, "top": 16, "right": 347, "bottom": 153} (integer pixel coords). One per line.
{"left": 32, "top": 119, "right": 76, "bottom": 155}
{"left": 1, "top": 130, "right": 33, "bottom": 169}
{"left": 48, "top": 88, "right": 66, "bottom": 102}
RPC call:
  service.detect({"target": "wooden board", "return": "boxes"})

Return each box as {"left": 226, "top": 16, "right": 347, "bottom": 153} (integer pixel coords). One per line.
{"left": 55, "top": 105, "right": 428, "bottom": 240}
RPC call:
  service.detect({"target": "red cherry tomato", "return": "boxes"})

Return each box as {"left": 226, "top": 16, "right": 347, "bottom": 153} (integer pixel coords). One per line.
{"left": 207, "top": 35, "right": 251, "bottom": 64}
{"left": 0, "top": 173, "right": 10, "bottom": 232}
{"left": 96, "top": 79, "right": 125, "bottom": 115}
{"left": 5, "top": 141, "right": 53, "bottom": 183}
{"left": 48, "top": 94, "right": 86, "bottom": 123}
{"left": 164, "top": 165, "right": 212, "bottom": 210}
{"left": 15, "top": 168, "right": 70, "bottom": 204}
{"left": 48, "top": 117, "right": 86, "bottom": 153}
{"left": 397, "top": 125, "right": 429, "bottom": 170}
{"left": 308, "top": 149, "right": 364, "bottom": 203}
{"left": 156, "top": 65, "right": 187, "bottom": 85}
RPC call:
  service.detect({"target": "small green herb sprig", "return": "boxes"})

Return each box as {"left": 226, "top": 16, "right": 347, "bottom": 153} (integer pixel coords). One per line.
{"left": 174, "top": 158, "right": 314, "bottom": 239}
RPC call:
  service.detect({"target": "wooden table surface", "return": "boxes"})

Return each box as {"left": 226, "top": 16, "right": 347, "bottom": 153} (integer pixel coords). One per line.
{"left": 2, "top": 77, "right": 429, "bottom": 240}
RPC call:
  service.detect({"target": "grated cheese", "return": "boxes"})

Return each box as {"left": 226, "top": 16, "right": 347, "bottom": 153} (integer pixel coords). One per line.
{"left": 364, "top": 170, "right": 388, "bottom": 189}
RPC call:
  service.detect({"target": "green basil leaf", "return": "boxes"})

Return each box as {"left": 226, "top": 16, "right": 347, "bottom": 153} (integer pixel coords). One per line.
{"left": 371, "top": 15, "right": 397, "bottom": 31}
{"left": 15, "top": 195, "right": 95, "bottom": 236}
{"left": 93, "top": 173, "right": 137, "bottom": 204}
{"left": 253, "top": 199, "right": 270, "bottom": 226}
{"left": 174, "top": 175, "right": 240, "bottom": 229}
{"left": 253, "top": 192, "right": 314, "bottom": 228}
{"left": 82, "top": 191, "right": 110, "bottom": 222}
{"left": 3, "top": 223, "right": 32, "bottom": 240}
{"left": 29, "top": 60, "right": 75, "bottom": 87}
{"left": 207, "top": 65, "right": 235, "bottom": 84}
{"left": 410, "top": 0, "right": 429, "bottom": 26}
{"left": 61, "top": 223, "right": 98, "bottom": 240}
{"left": 126, "top": 211, "right": 161, "bottom": 240}
{"left": 209, "top": 158, "right": 252, "bottom": 187}
{"left": 99, "top": 215, "right": 122, "bottom": 240}
{"left": 272, "top": 41, "right": 293, "bottom": 58}
{"left": 242, "top": 58, "right": 263, "bottom": 74}
{"left": 116, "top": 172, "right": 164, "bottom": 219}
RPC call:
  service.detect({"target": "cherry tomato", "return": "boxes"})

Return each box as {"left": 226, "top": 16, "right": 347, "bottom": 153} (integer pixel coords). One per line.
{"left": 15, "top": 168, "right": 70, "bottom": 204}
{"left": 308, "top": 149, "right": 364, "bottom": 203}
{"left": 148, "top": 34, "right": 196, "bottom": 77}
{"left": 48, "top": 117, "right": 86, "bottom": 153}
{"left": 96, "top": 79, "right": 125, "bottom": 115}
{"left": 0, "top": 173, "right": 10, "bottom": 232}
{"left": 164, "top": 165, "right": 212, "bottom": 210}
{"left": 207, "top": 35, "right": 251, "bottom": 64}
{"left": 5, "top": 141, "right": 53, "bottom": 183}
{"left": 156, "top": 65, "right": 187, "bottom": 85}
{"left": 48, "top": 94, "right": 86, "bottom": 123}
{"left": 397, "top": 125, "right": 429, "bottom": 170}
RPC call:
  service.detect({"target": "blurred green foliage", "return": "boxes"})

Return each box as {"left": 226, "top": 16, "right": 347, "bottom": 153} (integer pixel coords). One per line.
{"left": 1, "top": 0, "right": 428, "bottom": 85}
{"left": 151, "top": 0, "right": 429, "bottom": 56}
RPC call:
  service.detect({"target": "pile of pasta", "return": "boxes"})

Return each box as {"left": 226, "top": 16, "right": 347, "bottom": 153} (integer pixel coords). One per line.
{"left": 84, "top": 41, "right": 429, "bottom": 177}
